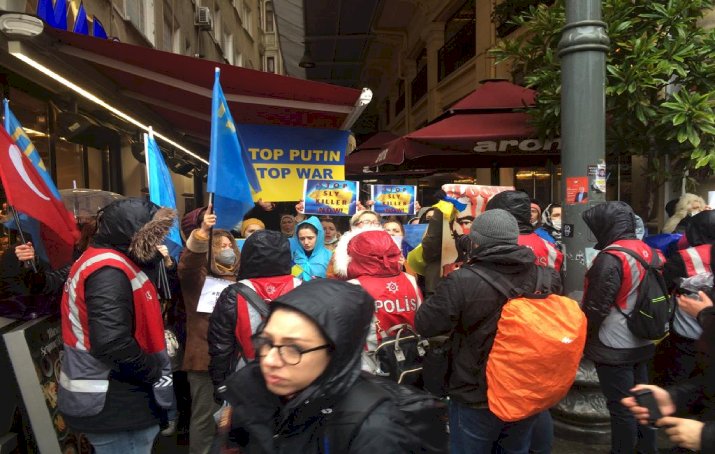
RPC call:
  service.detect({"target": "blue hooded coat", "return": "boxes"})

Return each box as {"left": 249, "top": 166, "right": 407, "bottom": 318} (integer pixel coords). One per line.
{"left": 289, "top": 216, "right": 332, "bottom": 281}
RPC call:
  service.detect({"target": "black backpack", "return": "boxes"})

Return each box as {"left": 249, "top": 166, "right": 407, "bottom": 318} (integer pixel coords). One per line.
{"left": 604, "top": 246, "right": 673, "bottom": 340}
{"left": 321, "top": 374, "right": 448, "bottom": 454}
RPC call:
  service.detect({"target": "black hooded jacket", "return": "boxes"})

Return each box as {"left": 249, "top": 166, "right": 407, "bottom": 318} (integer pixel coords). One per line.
{"left": 208, "top": 230, "right": 294, "bottom": 390}
{"left": 581, "top": 201, "right": 655, "bottom": 364}
{"left": 664, "top": 210, "right": 715, "bottom": 290}
{"left": 220, "top": 280, "right": 417, "bottom": 453}
{"left": 415, "top": 243, "right": 561, "bottom": 406}
{"left": 485, "top": 190, "right": 534, "bottom": 234}
{"left": 63, "top": 198, "right": 175, "bottom": 433}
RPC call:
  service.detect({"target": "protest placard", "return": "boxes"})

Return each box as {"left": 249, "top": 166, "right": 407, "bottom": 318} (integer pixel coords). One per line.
{"left": 370, "top": 184, "right": 417, "bottom": 215}
{"left": 302, "top": 179, "right": 359, "bottom": 216}
{"left": 237, "top": 124, "right": 350, "bottom": 202}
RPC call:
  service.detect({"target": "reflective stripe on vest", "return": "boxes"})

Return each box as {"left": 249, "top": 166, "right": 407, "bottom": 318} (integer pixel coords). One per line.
{"left": 234, "top": 275, "right": 301, "bottom": 360}
{"left": 519, "top": 233, "right": 564, "bottom": 271}
{"left": 598, "top": 239, "right": 659, "bottom": 349}
{"left": 59, "top": 370, "right": 109, "bottom": 393}
{"left": 673, "top": 244, "right": 712, "bottom": 339}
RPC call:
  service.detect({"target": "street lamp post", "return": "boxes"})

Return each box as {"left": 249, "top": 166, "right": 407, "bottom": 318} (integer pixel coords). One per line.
{"left": 558, "top": 0, "right": 609, "bottom": 297}
{"left": 554, "top": 0, "right": 612, "bottom": 443}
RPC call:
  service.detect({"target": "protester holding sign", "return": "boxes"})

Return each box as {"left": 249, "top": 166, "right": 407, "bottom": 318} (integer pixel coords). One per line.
{"left": 178, "top": 208, "right": 239, "bottom": 454}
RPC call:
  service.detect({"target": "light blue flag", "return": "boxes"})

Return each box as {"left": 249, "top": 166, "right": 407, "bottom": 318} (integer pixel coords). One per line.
{"left": 146, "top": 132, "right": 183, "bottom": 258}
{"left": 207, "top": 69, "right": 261, "bottom": 230}
{"left": 73, "top": 2, "right": 88, "bottom": 35}
{"left": 4, "top": 99, "right": 61, "bottom": 199}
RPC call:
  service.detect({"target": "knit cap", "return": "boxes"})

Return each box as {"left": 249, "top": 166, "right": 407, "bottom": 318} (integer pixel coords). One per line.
{"left": 470, "top": 209, "right": 519, "bottom": 247}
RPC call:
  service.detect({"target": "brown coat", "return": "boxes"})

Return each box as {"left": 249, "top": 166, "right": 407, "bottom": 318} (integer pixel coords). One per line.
{"left": 179, "top": 229, "right": 238, "bottom": 372}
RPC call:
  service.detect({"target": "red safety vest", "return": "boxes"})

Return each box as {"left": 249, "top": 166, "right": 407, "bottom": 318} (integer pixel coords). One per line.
{"left": 604, "top": 239, "right": 665, "bottom": 310}
{"left": 519, "top": 233, "right": 564, "bottom": 271}
{"left": 59, "top": 247, "right": 172, "bottom": 417}
{"left": 678, "top": 244, "right": 712, "bottom": 276}
{"left": 234, "top": 275, "right": 301, "bottom": 360}
{"left": 352, "top": 273, "right": 422, "bottom": 350}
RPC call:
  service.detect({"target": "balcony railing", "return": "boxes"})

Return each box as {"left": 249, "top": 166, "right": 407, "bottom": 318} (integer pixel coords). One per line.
{"left": 438, "top": 20, "right": 476, "bottom": 82}
{"left": 411, "top": 65, "right": 428, "bottom": 105}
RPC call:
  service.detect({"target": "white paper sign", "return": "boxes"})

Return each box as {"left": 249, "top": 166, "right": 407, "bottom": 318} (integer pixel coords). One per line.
{"left": 197, "top": 276, "right": 233, "bottom": 313}
{"left": 709, "top": 191, "right": 715, "bottom": 209}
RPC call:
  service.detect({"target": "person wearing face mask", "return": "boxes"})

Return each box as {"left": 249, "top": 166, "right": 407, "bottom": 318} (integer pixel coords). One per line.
{"left": 320, "top": 217, "right": 341, "bottom": 252}
{"left": 540, "top": 203, "right": 563, "bottom": 248}
{"left": 178, "top": 207, "right": 240, "bottom": 454}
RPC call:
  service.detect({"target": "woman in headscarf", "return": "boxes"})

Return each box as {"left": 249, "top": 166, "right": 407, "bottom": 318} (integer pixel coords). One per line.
{"left": 289, "top": 217, "right": 332, "bottom": 281}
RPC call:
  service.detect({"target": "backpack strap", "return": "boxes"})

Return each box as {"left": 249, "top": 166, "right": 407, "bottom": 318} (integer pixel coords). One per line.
{"left": 464, "top": 265, "right": 517, "bottom": 299}
{"left": 235, "top": 282, "right": 270, "bottom": 318}
{"left": 604, "top": 245, "right": 660, "bottom": 269}
{"left": 322, "top": 377, "right": 390, "bottom": 454}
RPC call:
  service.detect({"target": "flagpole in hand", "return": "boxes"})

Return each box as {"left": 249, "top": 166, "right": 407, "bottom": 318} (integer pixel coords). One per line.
{"left": 9, "top": 205, "right": 37, "bottom": 272}
{"left": 206, "top": 195, "right": 215, "bottom": 276}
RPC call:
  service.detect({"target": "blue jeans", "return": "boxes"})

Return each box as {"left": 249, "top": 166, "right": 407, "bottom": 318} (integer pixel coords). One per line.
{"left": 84, "top": 425, "right": 159, "bottom": 454}
{"left": 529, "top": 410, "right": 553, "bottom": 454}
{"left": 594, "top": 361, "right": 657, "bottom": 454}
{"left": 449, "top": 400, "right": 537, "bottom": 454}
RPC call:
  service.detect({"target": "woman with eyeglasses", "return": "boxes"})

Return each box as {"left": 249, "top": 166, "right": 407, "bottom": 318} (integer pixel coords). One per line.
{"left": 216, "top": 279, "right": 417, "bottom": 453}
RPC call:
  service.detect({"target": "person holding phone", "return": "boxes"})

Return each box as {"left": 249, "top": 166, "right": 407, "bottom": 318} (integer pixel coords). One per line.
{"left": 622, "top": 291, "right": 714, "bottom": 452}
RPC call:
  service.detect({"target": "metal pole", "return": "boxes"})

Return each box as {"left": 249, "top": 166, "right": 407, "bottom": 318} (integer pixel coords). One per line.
{"left": 557, "top": 0, "right": 609, "bottom": 297}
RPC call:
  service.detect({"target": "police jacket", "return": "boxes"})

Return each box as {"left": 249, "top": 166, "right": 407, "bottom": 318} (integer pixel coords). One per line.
{"left": 415, "top": 243, "right": 562, "bottom": 407}
{"left": 208, "top": 230, "right": 300, "bottom": 391}
{"left": 60, "top": 199, "right": 175, "bottom": 433}
{"left": 581, "top": 202, "right": 656, "bottom": 365}
{"left": 221, "top": 280, "right": 417, "bottom": 453}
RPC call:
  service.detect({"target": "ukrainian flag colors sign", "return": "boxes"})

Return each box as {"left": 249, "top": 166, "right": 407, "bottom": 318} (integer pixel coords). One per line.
{"left": 370, "top": 184, "right": 417, "bottom": 216}
{"left": 236, "top": 124, "right": 350, "bottom": 202}
{"left": 303, "top": 179, "right": 359, "bottom": 216}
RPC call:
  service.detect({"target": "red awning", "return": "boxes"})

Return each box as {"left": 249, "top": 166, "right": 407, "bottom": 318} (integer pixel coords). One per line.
{"left": 372, "top": 81, "right": 559, "bottom": 169}
{"left": 345, "top": 131, "right": 400, "bottom": 175}
{"left": 42, "top": 28, "right": 364, "bottom": 145}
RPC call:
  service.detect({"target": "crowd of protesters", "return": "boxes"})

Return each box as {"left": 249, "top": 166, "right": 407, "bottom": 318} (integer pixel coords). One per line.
{"left": 1, "top": 189, "right": 714, "bottom": 454}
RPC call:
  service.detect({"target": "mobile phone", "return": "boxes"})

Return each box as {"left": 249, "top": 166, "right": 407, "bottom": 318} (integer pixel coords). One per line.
{"left": 632, "top": 389, "right": 662, "bottom": 423}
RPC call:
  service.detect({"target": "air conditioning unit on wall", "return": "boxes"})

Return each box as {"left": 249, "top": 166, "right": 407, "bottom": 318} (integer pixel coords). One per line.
{"left": 195, "top": 6, "right": 213, "bottom": 30}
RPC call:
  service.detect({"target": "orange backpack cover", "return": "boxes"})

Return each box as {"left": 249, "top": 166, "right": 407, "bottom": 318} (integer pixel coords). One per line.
{"left": 486, "top": 293, "right": 586, "bottom": 422}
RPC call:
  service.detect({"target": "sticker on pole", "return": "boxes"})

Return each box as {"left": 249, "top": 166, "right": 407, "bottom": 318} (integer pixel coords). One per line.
{"left": 563, "top": 223, "right": 574, "bottom": 238}
{"left": 566, "top": 177, "right": 589, "bottom": 205}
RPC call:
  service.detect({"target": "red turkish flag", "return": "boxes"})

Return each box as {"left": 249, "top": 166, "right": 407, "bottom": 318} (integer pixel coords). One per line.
{"left": 0, "top": 126, "right": 79, "bottom": 266}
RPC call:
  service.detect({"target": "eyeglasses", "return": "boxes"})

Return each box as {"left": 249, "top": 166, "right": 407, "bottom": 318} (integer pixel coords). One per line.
{"left": 252, "top": 336, "right": 330, "bottom": 365}
{"left": 357, "top": 219, "right": 380, "bottom": 226}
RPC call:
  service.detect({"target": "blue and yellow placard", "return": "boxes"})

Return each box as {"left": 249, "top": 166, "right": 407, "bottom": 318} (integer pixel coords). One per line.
{"left": 236, "top": 124, "right": 350, "bottom": 202}
{"left": 370, "top": 185, "right": 417, "bottom": 216}
{"left": 303, "top": 180, "right": 359, "bottom": 216}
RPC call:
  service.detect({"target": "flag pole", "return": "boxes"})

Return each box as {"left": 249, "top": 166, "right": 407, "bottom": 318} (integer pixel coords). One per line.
{"left": 144, "top": 130, "right": 151, "bottom": 193}
{"left": 207, "top": 192, "right": 214, "bottom": 276}
{"left": 9, "top": 205, "right": 37, "bottom": 272}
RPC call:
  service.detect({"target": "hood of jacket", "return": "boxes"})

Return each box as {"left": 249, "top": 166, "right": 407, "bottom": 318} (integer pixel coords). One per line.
{"left": 237, "top": 229, "right": 291, "bottom": 279}
{"left": 92, "top": 198, "right": 177, "bottom": 263}
{"left": 485, "top": 190, "right": 533, "bottom": 233}
{"left": 582, "top": 201, "right": 637, "bottom": 250}
{"left": 270, "top": 280, "right": 373, "bottom": 415}
{"left": 686, "top": 210, "right": 715, "bottom": 246}
{"left": 468, "top": 243, "right": 537, "bottom": 281}
{"left": 289, "top": 217, "right": 326, "bottom": 256}
{"left": 332, "top": 226, "right": 401, "bottom": 279}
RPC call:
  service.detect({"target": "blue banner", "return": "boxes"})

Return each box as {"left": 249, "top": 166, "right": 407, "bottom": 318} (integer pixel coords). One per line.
{"left": 370, "top": 184, "right": 417, "bottom": 216}
{"left": 302, "top": 179, "right": 358, "bottom": 216}
{"left": 236, "top": 124, "right": 350, "bottom": 202}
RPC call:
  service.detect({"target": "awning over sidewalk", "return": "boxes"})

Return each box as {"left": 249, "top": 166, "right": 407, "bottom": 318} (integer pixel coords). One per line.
{"left": 345, "top": 131, "right": 399, "bottom": 175}
{"left": 367, "top": 81, "right": 559, "bottom": 170}
{"left": 44, "top": 27, "right": 365, "bottom": 135}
